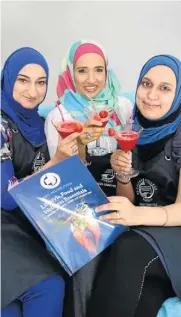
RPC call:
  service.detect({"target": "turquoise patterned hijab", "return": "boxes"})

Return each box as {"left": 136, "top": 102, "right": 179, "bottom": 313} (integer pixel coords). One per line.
{"left": 56, "top": 40, "right": 122, "bottom": 128}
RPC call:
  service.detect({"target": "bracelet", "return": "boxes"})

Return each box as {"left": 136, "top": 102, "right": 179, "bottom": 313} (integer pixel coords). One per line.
{"left": 115, "top": 174, "right": 131, "bottom": 184}
{"left": 160, "top": 206, "right": 169, "bottom": 226}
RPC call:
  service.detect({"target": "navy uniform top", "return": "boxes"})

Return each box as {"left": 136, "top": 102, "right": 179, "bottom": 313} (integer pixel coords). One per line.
{"left": 1, "top": 111, "right": 64, "bottom": 308}
{"left": 1, "top": 111, "right": 50, "bottom": 211}
{"left": 131, "top": 125, "right": 181, "bottom": 298}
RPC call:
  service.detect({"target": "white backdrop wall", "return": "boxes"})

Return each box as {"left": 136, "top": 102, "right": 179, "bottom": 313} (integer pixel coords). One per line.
{"left": 1, "top": 1, "right": 181, "bottom": 106}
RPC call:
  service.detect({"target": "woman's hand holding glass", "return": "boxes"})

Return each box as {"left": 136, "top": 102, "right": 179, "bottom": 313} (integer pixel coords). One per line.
{"left": 111, "top": 150, "right": 132, "bottom": 174}
{"left": 78, "top": 118, "right": 105, "bottom": 145}
{"left": 53, "top": 132, "right": 80, "bottom": 163}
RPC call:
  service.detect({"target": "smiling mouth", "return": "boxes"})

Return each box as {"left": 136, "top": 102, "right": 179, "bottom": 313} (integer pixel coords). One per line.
{"left": 84, "top": 86, "right": 97, "bottom": 92}
{"left": 143, "top": 101, "right": 161, "bottom": 109}
{"left": 24, "top": 96, "right": 36, "bottom": 102}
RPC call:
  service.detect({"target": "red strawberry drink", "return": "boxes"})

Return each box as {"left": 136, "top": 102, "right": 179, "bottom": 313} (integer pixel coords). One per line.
{"left": 108, "top": 121, "right": 143, "bottom": 178}
{"left": 56, "top": 120, "right": 83, "bottom": 138}
{"left": 92, "top": 110, "right": 109, "bottom": 127}
{"left": 116, "top": 131, "right": 139, "bottom": 151}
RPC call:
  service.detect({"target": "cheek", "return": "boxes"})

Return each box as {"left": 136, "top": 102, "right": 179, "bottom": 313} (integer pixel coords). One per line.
{"left": 39, "top": 87, "right": 47, "bottom": 99}
{"left": 136, "top": 86, "right": 146, "bottom": 99}
{"left": 135, "top": 89, "right": 143, "bottom": 108}
{"left": 74, "top": 74, "right": 84, "bottom": 89}
{"left": 13, "top": 83, "right": 23, "bottom": 100}
{"left": 164, "top": 94, "right": 174, "bottom": 110}
{"left": 98, "top": 74, "right": 106, "bottom": 87}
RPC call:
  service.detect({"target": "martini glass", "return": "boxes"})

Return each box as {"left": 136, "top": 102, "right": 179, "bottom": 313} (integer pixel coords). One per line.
{"left": 109, "top": 121, "right": 143, "bottom": 179}
{"left": 87, "top": 108, "right": 111, "bottom": 156}
{"left": 55, "top": 120, "right": 83, "bottom": 138}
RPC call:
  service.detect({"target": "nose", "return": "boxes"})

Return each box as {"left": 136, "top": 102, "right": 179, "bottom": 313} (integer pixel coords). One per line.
{"left": 87, "top": 70, "right": 96, "bottom": 84}
{"left": 27, "top": 83, "right": 37, "bottom": 98}
{"left": 147, "top": 88, "right": 159, "bottom": 100}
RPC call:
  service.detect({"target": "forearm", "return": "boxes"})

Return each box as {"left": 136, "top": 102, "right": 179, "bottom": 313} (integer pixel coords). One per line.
{"left": 116, "top": 181, "right": 135, "bottom": 203}
{"left": 137, "top": 202, "right": 181, "bottom": 227}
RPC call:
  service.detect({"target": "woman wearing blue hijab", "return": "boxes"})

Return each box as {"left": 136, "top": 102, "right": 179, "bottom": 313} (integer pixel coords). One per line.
{"left": 1, "top": 47, "right": 80, "bottom": 316}
{"left": 86, "top": 55, "right": 181, "bottom": 317}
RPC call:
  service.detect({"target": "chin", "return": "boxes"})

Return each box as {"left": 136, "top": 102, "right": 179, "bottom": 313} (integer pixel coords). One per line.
{"left": 21, "top": 102, "right": 38, "bottom": 109}
{"left": 140, "top": 109, "right": 161, "bottom": 120}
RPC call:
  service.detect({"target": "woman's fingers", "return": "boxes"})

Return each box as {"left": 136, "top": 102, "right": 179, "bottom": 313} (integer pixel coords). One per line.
{"left": 112, "top": 150, "right": 132, "bottom": 161}
{"left": 83, "top": 127, "right": 105, "bottom": 134}
{"left": 111, "top": 150, "right": 132, "bottom": 172}
{"left": 59, "top": 132, "right": 80, "bottom": 145}
{"left": 95, "top": 202, "right": 121, "bottom": 213}
{"left": 83, "top": 119, "right": 103, "bottom": 128}
{"left": 111, "top": 155, "right": 131, "bottom": 165}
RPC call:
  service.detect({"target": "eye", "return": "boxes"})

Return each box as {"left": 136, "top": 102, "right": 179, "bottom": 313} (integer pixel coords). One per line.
{"left": 78, "top": 68, "right": 87, "bottom": 74}
{"left": 17, "top": 78, "right": 27, "bottom": 83}
{"left": 141, "top": 80, "right": 151, "bottom": 88}
{"left": 96, "top": 68, "right": 104, "bottom": 73}
{"left": 38, "top": 81, "right": 46, "bottom": 86}
{"left": 160, "top": 85, "right": 170, "bottom": 91}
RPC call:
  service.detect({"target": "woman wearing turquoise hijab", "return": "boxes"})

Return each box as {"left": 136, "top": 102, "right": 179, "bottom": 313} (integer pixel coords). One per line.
{"left": 86, "top": 54, "right": 181, "bottom": 317}
{"left": 45, "top": 40, "right": 133, "bottom": 197}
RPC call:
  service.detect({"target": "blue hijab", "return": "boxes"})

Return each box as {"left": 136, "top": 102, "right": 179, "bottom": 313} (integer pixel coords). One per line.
{"left": 1, "top": 47, "right": 49, "bottom": 147}
{"left": 134, "top": 55, "right": 181, "bottom": 145}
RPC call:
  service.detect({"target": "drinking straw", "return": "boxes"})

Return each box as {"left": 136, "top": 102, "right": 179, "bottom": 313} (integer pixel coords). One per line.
{"left": 56, "top": 100, "right": 65, "bottom": 122}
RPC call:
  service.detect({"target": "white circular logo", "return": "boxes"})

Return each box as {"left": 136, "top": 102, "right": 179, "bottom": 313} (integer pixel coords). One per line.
{"left": 101, "top": 169, "right": 115, "bottom": 183}
{"left": 136, "top": 178, "right": 157, "bottom": 202}
{"left": 40, "top": 173, "right": 61, "bottom": 189}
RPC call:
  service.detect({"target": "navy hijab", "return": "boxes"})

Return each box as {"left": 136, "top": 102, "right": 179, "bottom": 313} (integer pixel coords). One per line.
{"left": 134, "top": 55, "right": 181, "bottom": 145}
{"left": 1, "top": 47, "right": 49, "bottom": 147}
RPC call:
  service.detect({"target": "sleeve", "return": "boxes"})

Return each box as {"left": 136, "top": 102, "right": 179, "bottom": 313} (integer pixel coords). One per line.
{"left": 44, "top": 106, "right": 73, "bottom": 158}
{"left": 172, "top": 124, "right": 181, "bottom": 168}
{"left": 1, "top": 119, "right": 19, "bottom": 211}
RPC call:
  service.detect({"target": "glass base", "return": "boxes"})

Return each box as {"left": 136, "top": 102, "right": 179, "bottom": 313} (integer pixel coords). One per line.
{"left": 88, "top": 146, "right": 108, "bottom": 156}
{"left": 116, "top": 168, "right": 139, "bottom": 179}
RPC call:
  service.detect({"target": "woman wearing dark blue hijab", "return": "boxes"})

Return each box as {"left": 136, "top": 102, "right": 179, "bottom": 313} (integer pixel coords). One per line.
{"left": 86, "top": 55, "right": 181, "bottom": 317}
{"left": 1, "top": 47, "right": 80, "bottom": 316}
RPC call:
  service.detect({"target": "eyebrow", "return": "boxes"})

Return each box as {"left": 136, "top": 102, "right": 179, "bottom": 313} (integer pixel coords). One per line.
{"left": 75, "top": 66, "right": 105, "bottom": 69}
{"left": 17, "top": 74, "right": 47, "bottom": 80}
{"left": 142, "top": 77, "right": 173, "bottom": 86}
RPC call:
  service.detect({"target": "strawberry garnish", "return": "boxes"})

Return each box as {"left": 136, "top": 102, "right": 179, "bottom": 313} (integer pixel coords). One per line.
{"left": 108, "top": 128, "right": 116, "bottom": 136}
{"left": 99, "top": 110, "right": 108, "bottom": 119}
{"left": 75, "top": 123, "right": 83, "bottom": 133}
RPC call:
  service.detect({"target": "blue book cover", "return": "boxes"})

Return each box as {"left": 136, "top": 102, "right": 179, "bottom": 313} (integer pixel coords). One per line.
{"left": 9, "top": 155, "right": 128, "bottom": 275}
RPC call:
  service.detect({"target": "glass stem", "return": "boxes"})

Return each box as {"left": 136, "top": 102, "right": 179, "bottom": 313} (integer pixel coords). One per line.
{"left": 96, "top": 137, "right": 100, "bottom": 147}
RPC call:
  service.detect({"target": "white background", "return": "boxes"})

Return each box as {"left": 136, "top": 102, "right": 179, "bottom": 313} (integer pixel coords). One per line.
{"left": 1, "top": 1, "right": 181, "bottom": 106}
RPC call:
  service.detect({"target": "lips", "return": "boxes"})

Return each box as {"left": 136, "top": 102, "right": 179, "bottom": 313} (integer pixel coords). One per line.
{"left": 143, "top": 101, "right": 161, "bottom": 109}
{"left": 84, "top": 86, "right": 97, "bottom": 92}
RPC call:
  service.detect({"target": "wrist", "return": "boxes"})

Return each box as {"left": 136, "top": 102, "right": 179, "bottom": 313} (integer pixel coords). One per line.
{"left": 50, "top": 155, "right": 59, "bottom": 165}
{"left": 116, "top": 173, "right": 131, "bottom": 184}
{"left": 135, "top": 206, "right": 169, "bottom": 226}
{"left": 78, "top": 143, "right": 86, "bottom": 160}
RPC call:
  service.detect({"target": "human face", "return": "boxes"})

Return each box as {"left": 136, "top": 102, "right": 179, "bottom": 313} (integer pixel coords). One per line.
{"left": 136, "top": 65, "right": 176, "bottom": 120}
{"left": 13, "top": 64, "right": 47, "bottom": 109}
{"left": 74, "top": 53, "right": 106, "bottom": 99}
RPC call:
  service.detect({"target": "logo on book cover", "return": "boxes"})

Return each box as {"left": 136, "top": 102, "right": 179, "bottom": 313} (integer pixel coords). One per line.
{"left": 40, "top": 173, "right": 61, "bottom": 189}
